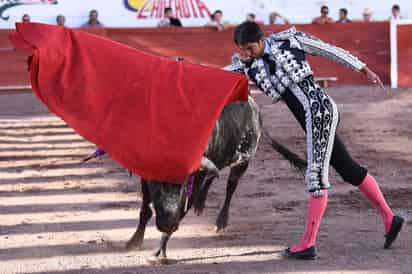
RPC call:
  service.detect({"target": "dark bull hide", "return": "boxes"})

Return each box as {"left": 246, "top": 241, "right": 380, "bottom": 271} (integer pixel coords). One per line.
{"left": 83, "top": 96, "right": 306, "bottom": 264}
{"left": 128, "top": 96, "right": 262, "bottom": 264}
{"left": 127, "top": 97, "right": 307, "bottom": 264}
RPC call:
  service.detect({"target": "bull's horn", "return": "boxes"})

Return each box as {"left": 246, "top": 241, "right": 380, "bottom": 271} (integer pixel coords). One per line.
{"left": 82, "top": 148, "right": 106, "bottom": 163}
{"left": 199, "top": 157, "right": 219, "bottom": 176}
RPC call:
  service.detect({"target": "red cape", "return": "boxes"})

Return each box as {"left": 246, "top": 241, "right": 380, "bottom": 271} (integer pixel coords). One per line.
{"left": 9, "top": 23, "right": 248, "bottom": 184}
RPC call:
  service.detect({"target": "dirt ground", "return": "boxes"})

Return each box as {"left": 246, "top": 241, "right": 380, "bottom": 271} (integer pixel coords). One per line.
{"left": 0, "top": 86, "right": 411, "bottom": 274}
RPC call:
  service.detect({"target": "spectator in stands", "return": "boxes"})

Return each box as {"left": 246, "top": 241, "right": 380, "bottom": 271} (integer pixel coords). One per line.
{"left": 246, "top": 13, "right": 256, "bottom": 22}
{"left": 56, "top": 14, "right": 66, "bottom": 26}
{"left": 246, "top": 13, "right": 264, "bottom": 25}
{"left": 21, "top": 14, "right": 30, "bottom": 23}
{"left": 312, "top": 5, "right": 334, "bottom": 24}
{"left": 206, "top": 10, "right": 229, "bottom": 31}
{"left": 268, "top": 11, "right": 290, "bottom": 25}
{"left": 362, "top": 8, "right": 373, "bottom": 22}
{"left": 158, "top": 7, "right": 182, "bottom": 27}
{"left": 81, "top": 9, "right": 103, "bottom": 28}
{"left": 337, "top": 8, "right": 351, "bottom": 23}
{"left": 390, "top": 4, "right": 404, "bottom": 20}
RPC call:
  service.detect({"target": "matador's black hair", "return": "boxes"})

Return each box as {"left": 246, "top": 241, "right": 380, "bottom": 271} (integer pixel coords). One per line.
{"left": 233, "top": 21, "right": 264, "bottom": 45}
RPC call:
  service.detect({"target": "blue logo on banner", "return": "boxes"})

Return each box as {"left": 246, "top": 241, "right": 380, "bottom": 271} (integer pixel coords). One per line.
{"left": 0, "top": 0, "right": 58, "bottom": 21}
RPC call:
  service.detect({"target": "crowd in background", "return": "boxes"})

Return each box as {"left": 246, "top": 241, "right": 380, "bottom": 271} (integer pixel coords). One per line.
{"left": 311, "top": 4, "right": 403, "bottom": 24}
{"left": 19, "top": 9, "right": 104, "bottom": 28}
{"left": 201, "top": 4, "right": 404, "bottom": 31}
{"left": 18, "top": 4, "right": 405, "bottom": 30}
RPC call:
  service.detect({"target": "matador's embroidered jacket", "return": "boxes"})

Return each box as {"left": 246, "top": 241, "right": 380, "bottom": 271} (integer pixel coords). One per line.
{"left": 226, "top": 27, "right": 365, "bottom": 195}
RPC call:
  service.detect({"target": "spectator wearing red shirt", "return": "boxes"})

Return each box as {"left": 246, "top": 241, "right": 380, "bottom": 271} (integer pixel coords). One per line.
{"left": 312, "top": 5, "right": 334, "bottom": 24}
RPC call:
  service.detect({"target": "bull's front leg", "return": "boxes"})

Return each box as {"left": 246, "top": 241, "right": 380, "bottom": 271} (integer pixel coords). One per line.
{"left": 147, "top": 233, "right": 172, "bottom": 265}
{"left": 193, "top": 174, "right": 217, "bottom": 216}
{"left": 216, "top": 161, "right": 249, "bottom": 232}
{"left": 126, "top": 179, "right": 152, "bottom": 250}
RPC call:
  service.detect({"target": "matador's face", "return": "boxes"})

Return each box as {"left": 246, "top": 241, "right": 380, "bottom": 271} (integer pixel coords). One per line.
{"left": 238, "top": 39, "right": 265, "bottom": 59}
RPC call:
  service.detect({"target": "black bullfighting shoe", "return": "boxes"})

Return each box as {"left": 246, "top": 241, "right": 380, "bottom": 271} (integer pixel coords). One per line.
{"left": 282, "top": 246, "right": 317, "bottom": 260}
{"left": 384, "top": 215, "right": 404, "bottom": 249}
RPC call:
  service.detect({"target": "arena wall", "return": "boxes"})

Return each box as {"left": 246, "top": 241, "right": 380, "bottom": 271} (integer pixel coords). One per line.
{"left": 0, "top": 22, "right": 390, "bottom": 87}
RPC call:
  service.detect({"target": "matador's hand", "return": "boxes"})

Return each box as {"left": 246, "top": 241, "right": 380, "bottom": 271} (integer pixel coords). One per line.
{"left": 232, "top": 53, "right": 252, "bottom": 65}
{"left": 362, "top": 66, "right": 385, "bottom": 90}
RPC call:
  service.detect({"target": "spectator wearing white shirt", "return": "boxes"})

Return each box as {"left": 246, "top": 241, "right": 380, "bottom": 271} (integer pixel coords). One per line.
{"left": 269, "top": 11, "right": 290, "bottom": 25}
{"left": 390, "top": 4, "right": 404, "bottom": 20}
{"left": 362, "top": 8, "right": 373, "bottom": 22}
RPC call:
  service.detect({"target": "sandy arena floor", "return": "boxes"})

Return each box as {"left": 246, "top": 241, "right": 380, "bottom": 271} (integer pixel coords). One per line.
{"left": 0, "top": 86, "right": 411, "bottom": 274}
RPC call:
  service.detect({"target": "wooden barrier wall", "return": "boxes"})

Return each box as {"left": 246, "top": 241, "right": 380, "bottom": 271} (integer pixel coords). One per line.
{"left": 0, "top": 22, "right": 390, "bottom": 87}
{"left": 397, "top": 24, "right": 412, "bottom": 87}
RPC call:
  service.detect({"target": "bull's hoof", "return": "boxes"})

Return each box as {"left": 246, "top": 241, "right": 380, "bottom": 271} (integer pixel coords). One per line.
{"left": 215, "top": 223, "right": 228, "bottom": 233}
{"left": 215, "top": 213, "right": 228, "bottom": 232}
{"left": 194, "top": 207, "right": 204, "bottom": 216}
{"left": 147, "top": 256, "right": 174, "bottom": 265}
{"left": 125, "top": 237, "right": 143, "bottom": 250}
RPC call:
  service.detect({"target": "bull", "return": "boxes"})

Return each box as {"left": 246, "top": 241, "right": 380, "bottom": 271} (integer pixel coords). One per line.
{"left": 83, "top": 96, "right": 306, "bottom": 264}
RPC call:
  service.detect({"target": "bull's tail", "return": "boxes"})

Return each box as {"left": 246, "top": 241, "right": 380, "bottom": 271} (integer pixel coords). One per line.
{"left": 262, "top": 127, "right": 307, "bottom": 172}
